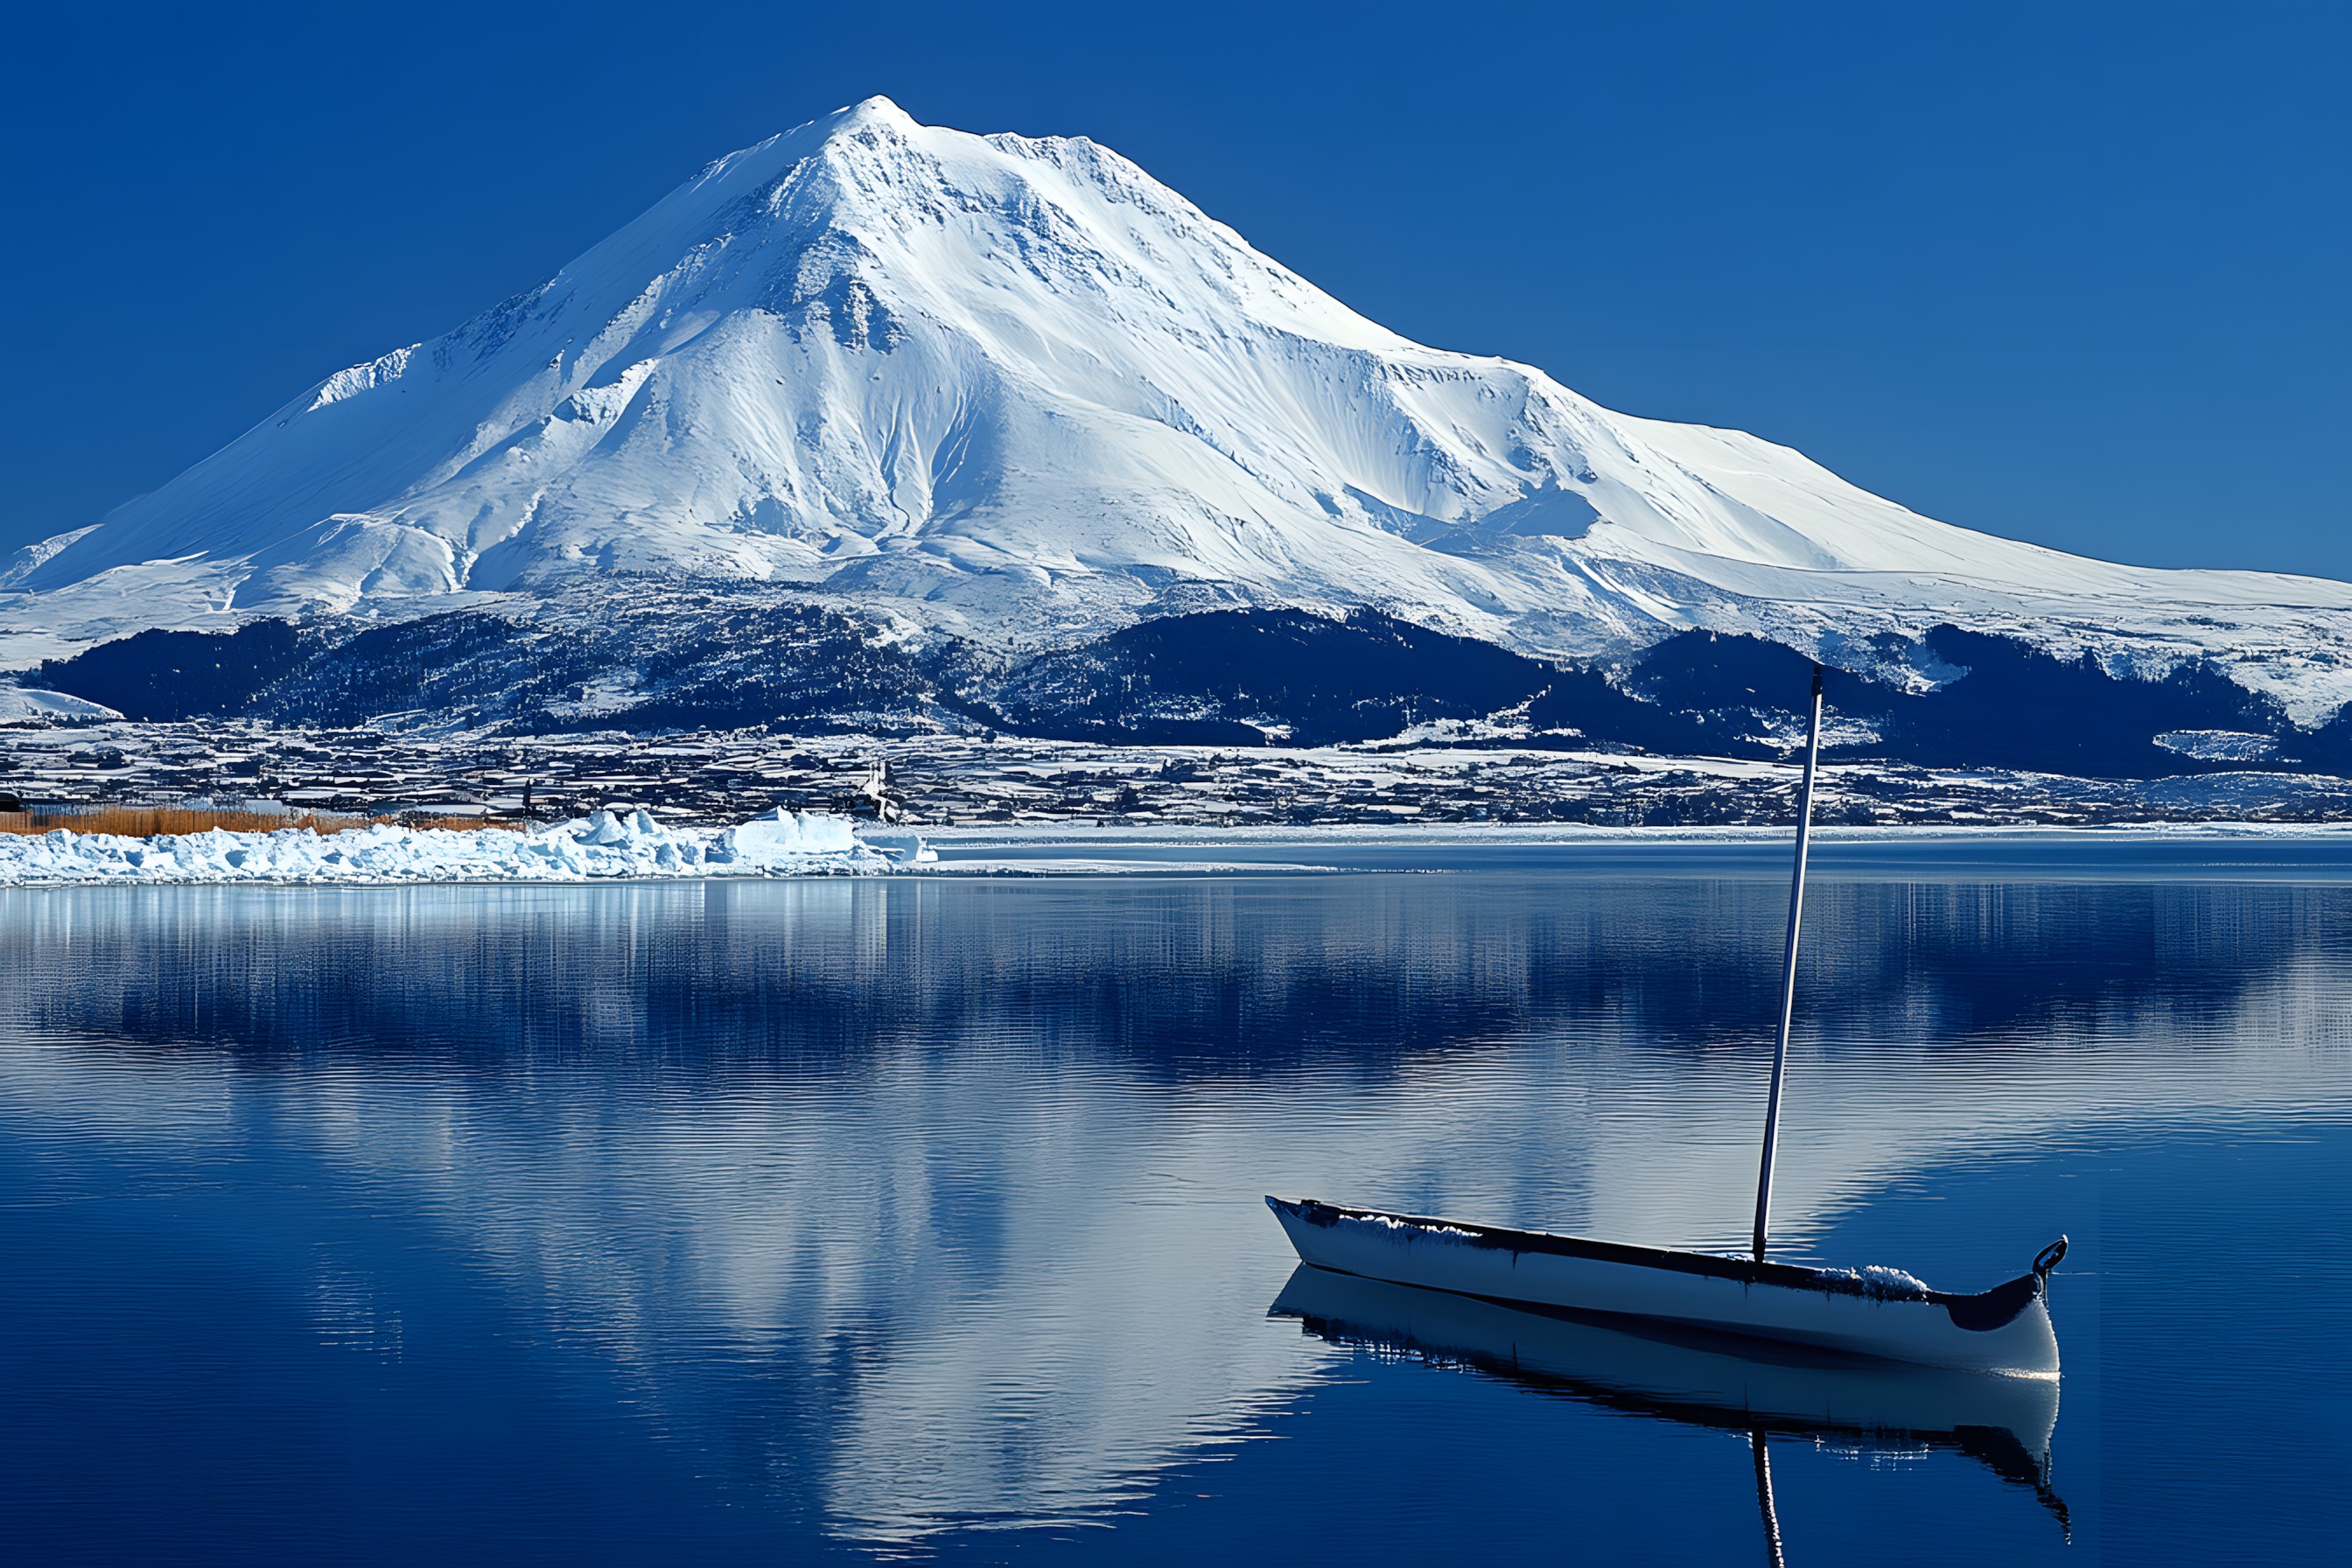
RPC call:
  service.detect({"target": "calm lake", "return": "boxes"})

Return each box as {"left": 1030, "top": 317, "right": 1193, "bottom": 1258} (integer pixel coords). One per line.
{"left": 2, "top": 835, "right": 2347, "bottom": 1562}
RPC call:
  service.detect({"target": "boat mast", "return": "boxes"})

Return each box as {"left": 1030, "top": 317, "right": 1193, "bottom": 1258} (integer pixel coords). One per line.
{"left": 1752, "top": 663, "right": 1824, "bottom": 1263}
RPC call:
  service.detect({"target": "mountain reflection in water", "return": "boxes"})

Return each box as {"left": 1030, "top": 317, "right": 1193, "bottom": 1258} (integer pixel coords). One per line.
{"left": 0, "top": 859, "right": 2347, "bottom": 1560}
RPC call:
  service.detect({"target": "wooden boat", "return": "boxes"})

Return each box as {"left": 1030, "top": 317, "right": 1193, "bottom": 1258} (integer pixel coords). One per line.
{"left": 1267, "top": 1196, "right": 2065, "bottom": 1376}
{"left": 1266, "top": 665, "right": 2067, "bottom": 1377}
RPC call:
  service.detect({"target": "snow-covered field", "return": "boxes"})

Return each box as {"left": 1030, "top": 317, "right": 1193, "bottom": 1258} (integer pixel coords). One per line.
{"left": 0, "top": 808, "right": 928, "bottom": 887}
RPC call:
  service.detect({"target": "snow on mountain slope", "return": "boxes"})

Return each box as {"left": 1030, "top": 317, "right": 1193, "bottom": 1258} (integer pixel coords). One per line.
{"left": 9, "top": 96, "right": 2352, "bottom": 717}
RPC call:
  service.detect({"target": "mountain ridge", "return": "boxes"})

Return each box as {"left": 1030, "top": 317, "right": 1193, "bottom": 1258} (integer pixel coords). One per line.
{"left": 8, "top": 96, "right": 2352, "bottom": 726}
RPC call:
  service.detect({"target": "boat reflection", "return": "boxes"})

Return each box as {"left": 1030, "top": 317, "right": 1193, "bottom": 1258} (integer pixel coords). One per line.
{"left": 1270, "top": 1264, "right": 2069, "bottom": 1539}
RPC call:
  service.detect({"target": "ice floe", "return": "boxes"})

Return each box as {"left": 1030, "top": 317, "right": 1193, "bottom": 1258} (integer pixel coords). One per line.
{"left": 0, "top": 807, "right": 928, "bottom": 886}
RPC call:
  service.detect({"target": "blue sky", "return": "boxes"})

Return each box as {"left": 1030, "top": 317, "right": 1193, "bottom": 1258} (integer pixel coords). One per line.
{"left": 4, "top": 1, "right": 2344, "bottom": 575}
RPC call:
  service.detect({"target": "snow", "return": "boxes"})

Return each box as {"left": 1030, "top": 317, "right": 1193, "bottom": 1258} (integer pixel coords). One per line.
{"left": 2155, "top": 729, "right": 2279, "bottom": 761}
{"left": 1858, "top": 1264, "right": 1932, "bottom": 1295}
{"left": 0, "top": 682, "right": 121, "bottom": 724}
{"left": 1816, "top": 1264, "right": 1935, "bottom": 1299}
{"left": 7, "top": 96, "right": 2352, "bottom": 718}
{"left": 0, "top": 526, "right": 98, "bottom": 589}
{"left": 1335, "top": 1213, "right": 1482, "bottom": 1242}
{"left": 0, "top": 807, "right": 913, "bottom": 886}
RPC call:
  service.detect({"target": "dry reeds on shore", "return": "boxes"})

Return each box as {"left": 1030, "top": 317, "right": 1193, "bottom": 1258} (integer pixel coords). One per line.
{"left": 0, "top": 806, "right": 522, "bottom": 838}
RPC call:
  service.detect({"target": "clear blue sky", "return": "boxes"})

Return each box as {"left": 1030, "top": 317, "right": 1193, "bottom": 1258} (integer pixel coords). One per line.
{"left": 4, "top": 1, "right": 2344, "bottom": 575}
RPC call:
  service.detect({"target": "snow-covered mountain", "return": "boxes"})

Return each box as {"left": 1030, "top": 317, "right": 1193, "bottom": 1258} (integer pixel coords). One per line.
{"left": 10, "top": 96, "right": 2352, "bottom": 720}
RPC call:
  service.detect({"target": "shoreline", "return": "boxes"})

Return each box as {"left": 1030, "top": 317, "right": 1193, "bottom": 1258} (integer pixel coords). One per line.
{"left": 13, "top": 818, "right": 2352, "bottom": 890}
{"left": 920, "top": 819, "right": 2352, "bottom": 846}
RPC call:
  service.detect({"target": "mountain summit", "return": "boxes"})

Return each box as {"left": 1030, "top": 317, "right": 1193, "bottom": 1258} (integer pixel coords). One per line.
{"left": 10, "top": 98, "right": 2352, "bottom": 716}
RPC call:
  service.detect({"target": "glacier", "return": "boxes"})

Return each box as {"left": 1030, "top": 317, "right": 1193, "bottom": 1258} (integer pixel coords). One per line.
{"left": 7, "top": 96, "right": 2352, "bottom": 723}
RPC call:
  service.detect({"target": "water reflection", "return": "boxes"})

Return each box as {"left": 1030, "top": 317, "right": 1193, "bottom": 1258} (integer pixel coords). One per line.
{"left": 0, "top": 864, "right": 2347, "bottom": 1556}
{"left": 10, "top": 872, "right": 2348, "bottom": 1075}
{"left": 1270, "top": 1265, "right": 2069, "bottom": 1536}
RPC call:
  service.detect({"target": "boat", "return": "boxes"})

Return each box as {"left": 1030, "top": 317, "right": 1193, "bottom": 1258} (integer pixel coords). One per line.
{"left": 1266, "top": 664, "right": 2068, "bottom": 1376}
{"left": 1266, "top": 1195, "right": 2065, "bottom": 1376}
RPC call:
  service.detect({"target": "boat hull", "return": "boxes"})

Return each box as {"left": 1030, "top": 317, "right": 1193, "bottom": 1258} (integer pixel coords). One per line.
{"left": 1268, "top": 1196, "right": 2060, "bottom": 1377}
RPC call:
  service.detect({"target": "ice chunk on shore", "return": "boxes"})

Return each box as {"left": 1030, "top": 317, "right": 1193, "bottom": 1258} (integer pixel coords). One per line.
{"left": 854, "top": 828, "right": 938, "bottom": 866}
{"left": 0, "top": 807, "right": 920, "bottom": 887}
{"left": 729, "top": 807, "right": 861, "bottom": 864}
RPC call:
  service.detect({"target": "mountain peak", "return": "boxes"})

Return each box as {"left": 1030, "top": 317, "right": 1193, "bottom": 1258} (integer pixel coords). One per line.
{"left": 839, "top": 93, "right": 908, "bottom": 117}
{"left": 821, "top": 94, "right": 918, "bottom": 138}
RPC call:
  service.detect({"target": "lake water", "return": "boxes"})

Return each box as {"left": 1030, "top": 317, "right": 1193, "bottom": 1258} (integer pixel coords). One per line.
{"left": 2, "top": 836, "right": 2347, "bottom": 1562}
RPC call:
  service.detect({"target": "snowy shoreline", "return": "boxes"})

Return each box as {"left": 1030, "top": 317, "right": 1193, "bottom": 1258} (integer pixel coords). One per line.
{"left": 919, "top": 820, "right": 2352, "bottom": 848}
{"left": 0, "top": 808, "right": 929, "bottom": 888}
{"left": 6, "top": 814, "right": 2349, "bottom": 890}
{"left": 913, "top": 821, "right": 2352, "bottom": 882}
